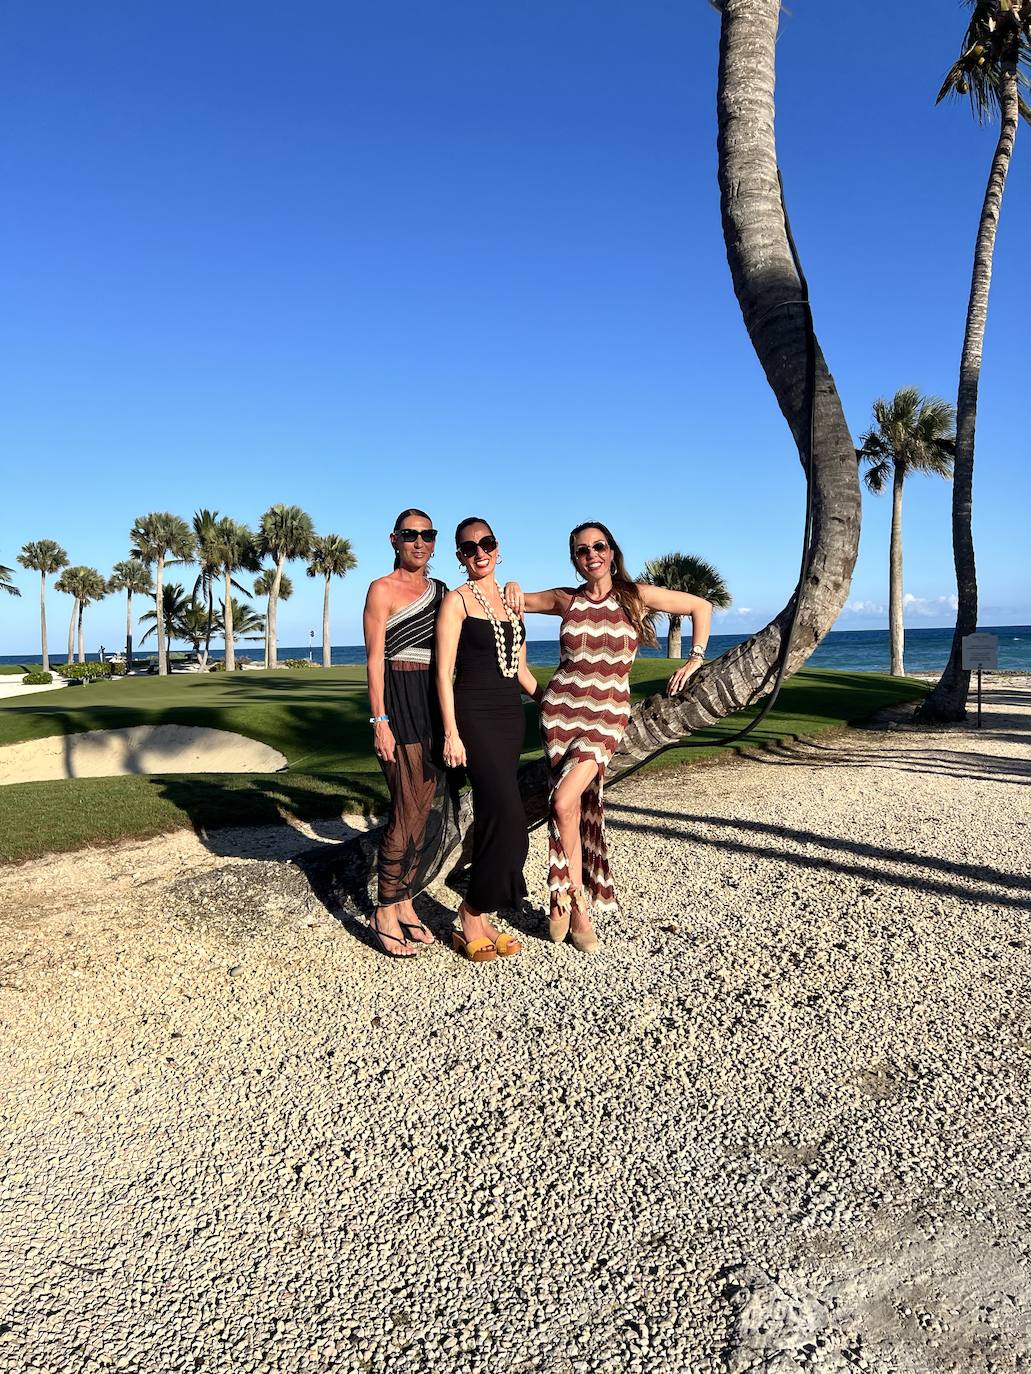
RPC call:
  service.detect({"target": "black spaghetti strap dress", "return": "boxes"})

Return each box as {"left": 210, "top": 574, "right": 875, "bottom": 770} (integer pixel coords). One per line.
{"left": 454, "top": 616, "right": 529, "bottom": 913}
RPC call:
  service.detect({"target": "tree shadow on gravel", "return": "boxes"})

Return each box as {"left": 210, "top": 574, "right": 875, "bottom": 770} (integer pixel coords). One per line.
{"left": 605, "top": 802, "right": 1031, "bottom": 913}
{"left": 736, "top": 737, "right": 1030, "bottom": 787}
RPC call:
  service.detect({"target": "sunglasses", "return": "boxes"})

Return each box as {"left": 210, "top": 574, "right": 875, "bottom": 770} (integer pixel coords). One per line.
{"left": 395, "top": 528, "right": 437, "bottom": 543}
{"left": 457, "top": 535, "right": 498, "bottom": 559}
{"left": 574, "top": 540, "right": 610, "bottom": 559}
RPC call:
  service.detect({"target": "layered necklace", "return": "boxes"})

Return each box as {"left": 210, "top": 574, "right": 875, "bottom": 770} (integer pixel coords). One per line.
{"left": 466, "top": 578, "right": 523, "bottom": 678}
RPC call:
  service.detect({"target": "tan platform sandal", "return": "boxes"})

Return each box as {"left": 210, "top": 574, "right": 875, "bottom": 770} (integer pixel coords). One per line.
{"left": 451, "top": 929, "right": 497, "bottom": 963}
{"left": 492, "top": 931, "right": 522, "bottom": 958}
{"left": 568, "top": 885, "right": 600, "bottom": 954}
{"left": 548, "top": 888, "right": 572, "bottom": 943}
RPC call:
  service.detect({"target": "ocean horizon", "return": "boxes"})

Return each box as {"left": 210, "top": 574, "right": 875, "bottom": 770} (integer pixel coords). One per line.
{"left": 4, "top": 625, "right": 1030, "bottom": 675}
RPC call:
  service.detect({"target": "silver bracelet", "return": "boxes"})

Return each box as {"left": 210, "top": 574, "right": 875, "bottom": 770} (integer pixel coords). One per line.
{"left": 689, "top": 645, "right": 706, "bottom": 659}
{"left": 369, "top": 714, "right": 389, "bottom": 724}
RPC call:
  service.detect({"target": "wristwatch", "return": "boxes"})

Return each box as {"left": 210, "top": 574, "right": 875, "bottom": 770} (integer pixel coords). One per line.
{"left": 689, "top": 645, "right": 706, "bottom": 660}
{"left": 369, "top": 714, "right": 389, "bottom": 724}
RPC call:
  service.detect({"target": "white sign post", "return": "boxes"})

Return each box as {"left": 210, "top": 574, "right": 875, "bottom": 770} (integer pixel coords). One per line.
{"left": 961, "top": 633, "right": 999, "bottom": 729}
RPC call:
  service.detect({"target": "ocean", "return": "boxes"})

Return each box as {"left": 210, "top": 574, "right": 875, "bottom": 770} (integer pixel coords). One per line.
{"left": 4, "top": 625, "right": 1030, "bottom": 673}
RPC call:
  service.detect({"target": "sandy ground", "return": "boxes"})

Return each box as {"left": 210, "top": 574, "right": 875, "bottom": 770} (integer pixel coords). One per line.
{"left": 0, "top": 724, "right": 288, "bottom": 784}
{"left": 0, "top": 678, "right": 68, "bottom": 699}
{"left": 0, "top": 677, "right": 1029, "bottom": 1373}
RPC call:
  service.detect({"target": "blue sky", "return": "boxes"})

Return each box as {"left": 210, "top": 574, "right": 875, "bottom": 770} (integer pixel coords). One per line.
{"left": 2, "top": 1, "right": 1028, "bottom": 653}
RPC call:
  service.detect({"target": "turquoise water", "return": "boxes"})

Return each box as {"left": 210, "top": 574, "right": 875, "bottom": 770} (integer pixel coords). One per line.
{"left": 5, "top": 625, "right": 1030, "bottom": 673}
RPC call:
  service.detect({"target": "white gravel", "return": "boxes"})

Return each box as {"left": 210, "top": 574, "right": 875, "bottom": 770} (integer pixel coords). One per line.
{"left": 0, "top": 677, "right": 1028, "bottom": 1373}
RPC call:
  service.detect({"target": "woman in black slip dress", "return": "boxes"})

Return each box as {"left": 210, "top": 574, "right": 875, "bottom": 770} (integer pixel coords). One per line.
{"left": 363, "top": 508, "right": 455, "bottom": 958}
{"left": 435, "top": 517, "right": 543, "bottom": 962}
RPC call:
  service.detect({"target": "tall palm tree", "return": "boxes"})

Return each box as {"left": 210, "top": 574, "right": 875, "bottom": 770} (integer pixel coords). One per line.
{"left": 307, "top": 534, "right": 357, "bottom": 666}
{"left": 108, "top": 559, "right": 153, "bottom": 669}
{"left": 187, "top": 508, "right": 221, "bottom": 667}
{"left": 0, "top": 564, "right": 20, "bottom": 597}
{"left": 54, "top": 567, "right": 80, "bottom": 665}
{"left": 129, "top": 513, "right": 195, "bottom": 676}
{"left": 639, "top": 553, "right": 731, "bottom": 658}
{"left": 254, "top": 569, "right": 293, "bottom": 665}
{"left": 257, "top": 504, "right": 314, "bottom": 668}
{"left": 857, "top": 389, "right": 955, "bottom": 677}
{"left": 17, "top": 540, "right": 68, "bottom": 672}
{"left": 74, "top": 568, "right": 108, "bottom": 662}
{"left": 367, "top": 0, "right": 864, "bottom": 897}
{"left": 920, "top": 0, "right": 1031, "bottom": 720}
{"left": 207, "top": 518, "right": 260, "bottom": 672}
{"left": 139, "top": 582, "right": 193, "bottom": 664}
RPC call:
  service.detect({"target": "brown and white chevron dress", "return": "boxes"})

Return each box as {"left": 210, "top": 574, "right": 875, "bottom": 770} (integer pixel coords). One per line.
{"left": 540, "top": 589, "right": 639, "bottom": 918}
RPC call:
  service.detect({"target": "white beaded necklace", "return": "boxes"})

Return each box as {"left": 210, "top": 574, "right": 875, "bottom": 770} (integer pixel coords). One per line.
{"left": 466, "top": 579, "right": 523, "bottom": 678}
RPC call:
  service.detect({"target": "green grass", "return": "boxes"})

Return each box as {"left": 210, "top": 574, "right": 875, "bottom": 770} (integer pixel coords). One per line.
{"left": 0, "top": 663, "right": 926, "bottom": 863}
{"left": 0, "top": 663, "right": 33, "bottom": 675}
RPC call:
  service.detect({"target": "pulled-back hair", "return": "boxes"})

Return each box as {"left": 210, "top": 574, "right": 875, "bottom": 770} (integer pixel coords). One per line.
{"left": 391, "top": 508, "right": 432, "bottom": 569}
{"left": 568, "top": 520, "right": 656, "bottom": 649}
{"left": 454, "top": 515, "right": 494, "bottom": 546}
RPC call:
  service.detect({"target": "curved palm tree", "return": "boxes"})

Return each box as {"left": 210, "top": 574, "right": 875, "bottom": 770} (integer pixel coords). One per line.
{"left": 857, "top": 389, "right": 955, "bottom": 677}
{"left": 639, "top": 553, "right": 731, "bottom": 658}
{"left": 207, "top": 518, "right": 260, "bottom": 672}
{"left": 307, "top": 534, "right": 357, "bottom": 666}
{"left": 257, "top": 504, "right": 314, "bottom": 668}
{"left": 139, "top": 582, "right": 193, "bottom": 663}
{"left": 336, "top": 0, "right": 863, "bottom": 899}
{"left": 108, "top": 559, "right": 153, "bottom": 669}
{"left": 17, "top": 540, "right": 67, "bottom": 672}
{"left": 920, "top": 0, "right": 1031, "bottom": 720}
{"left": 129, "top": 513, "right": 195, "bottom": 676}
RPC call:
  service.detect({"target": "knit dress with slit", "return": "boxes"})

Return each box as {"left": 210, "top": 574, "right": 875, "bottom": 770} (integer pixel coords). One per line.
{"left": 376, "top": 578, "right": 453, "bottom": 906}
{"left": 454, "top": 614, "right": 529, "bottom": 913}
{"left": 540, "top": 589, "right": 638, "bottom": 918}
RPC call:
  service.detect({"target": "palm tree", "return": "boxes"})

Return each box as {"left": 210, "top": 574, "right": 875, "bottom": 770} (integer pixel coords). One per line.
{"left": 187, "top": 509, "right": 221, "bottom": 667}
{"left": 139, "top": 582, "right": 193, "bottom": 663}
{"left": 216, "top": 597, "right": 266, "bottom": 645}
{"left": 0, "top": 564, "right": 20, "bottom": 597}
{"left": 108, "top": 559, "right": 153, "bottom": 669}
{"left": 857, "top": 389, "right": 955, "bottom": 677}
{"left": 307, "top": 534, "right": 357, "bottom": 666}
{"left": 254, "top": 569, "right": 293, "bottom": 665}
{"left": 54, "top": 567, "right": 80, "bottom": 665}
{"left": 347, "top": 0, "right": 864, "bottom": 898}
{"left": 920, "top": 1, "right": 1031, "bottom": 720}
{"left": 129, "top": 513, "right": 195, "bottom": 676}
{"left": 639, "top": 553, "right": 731, "bottom": 658}
{"left": 257, "top": 504, "right": 314, "bottom": 668}
{"left": 55, "top": 567, "right": 106, "bottom": 663}
{"left": 207, "top": 518, "right": 260, "bottom": 672}
{"left": 17, "top": 540, "right": 68, "bottom": 672}
{"left": 174, "top": 598, "right": 216, "bottom": 659}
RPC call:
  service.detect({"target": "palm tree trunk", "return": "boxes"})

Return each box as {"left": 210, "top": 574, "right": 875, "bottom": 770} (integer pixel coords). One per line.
{"left": 224, "top": 571, "right": 236, "bottom": 672}
{"left": 156, "top": 555, "right": 167, "bottom": 676}
{"left": 125, "top": 592, "right": 134, "bottom": 669}
{"left": 77, "top": 603, "right": 86, "bottom": 663}
{"left": 322, "top": 0, "right": 863, "bottom": 899}
{"left": 668, "top": 616, "right": 683, "bottom": 660}
{"left": 918, "top": 67, "right": 1019, "bottom": 721}
{"left": 888, "top": 468, "right": 905, "bottom": 676}
{"left": 202, "top": 582, "right": 214, "bottom": 668}
{"left": 266, "top": 554, "right": 285, "bottom": 668}
{"left": 66, "top": 599, "right": 76, "bottom": 665}
{"left": 322, "top": 575, "right": 332, "bottom": 668}
{"left": 39, "top": 573, "right": 49, "bottom": 673}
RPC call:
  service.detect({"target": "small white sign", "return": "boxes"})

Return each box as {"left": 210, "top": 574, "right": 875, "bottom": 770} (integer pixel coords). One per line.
{"left": 962, "top": 632, "right": 999, "bottom": 671}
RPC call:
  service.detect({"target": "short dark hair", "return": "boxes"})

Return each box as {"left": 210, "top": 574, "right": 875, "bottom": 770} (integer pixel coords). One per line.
{"left": 454, "top": 515, "right": 494, "bottom": 546}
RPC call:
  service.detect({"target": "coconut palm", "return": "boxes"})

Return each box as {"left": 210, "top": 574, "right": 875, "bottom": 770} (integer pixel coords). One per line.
{"left": 257, "top": 504, "right": 314, "bottom": 668}
{"left": 207, "top": 518, "right": 260, "bottom": 672}
{"left": 0, "top": 564, "right": 20, "bottom": 597}
{"left": 215, "top": 598, "right": 266, "bottom": 655}
{"left": 55, "top": 566, "right": 106, "bottom": 663}
{"left": 139, "top": 583, "right": 193, "bottom": 663}
{"left": 639, "top": 553, "right": 731, "bottom": 658}
{"left": 17, "top": 540, "right": 69, "bottom": 672}
{"left": 174, "top": 599, "right": 216, "bottom": 659}
{"left": 920, "top": 0, "right": 1031, "bottom": 720}
{"left": 130, "top": 513, "right": 195, "bottom": 676}
{"left": 857, "top": 389, "right": 955, "bottom": 677}
{"left": 307, "top": 534, "right": 357, "bottom": 666}
{"left": 346, "top": 0, "right": 863, "bottom": 898}
{"left": 108, "top": 559, "right": 153, "bottom": 669}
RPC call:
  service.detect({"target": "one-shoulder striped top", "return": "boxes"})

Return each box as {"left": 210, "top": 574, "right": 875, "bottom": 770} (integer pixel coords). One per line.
{"left": 384, "top": 578, "right": 447, "bottom": 666}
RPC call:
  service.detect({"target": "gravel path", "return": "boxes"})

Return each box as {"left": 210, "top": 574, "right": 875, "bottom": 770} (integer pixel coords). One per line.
{"left": 1, "top": 678, "right": 1029, "bottom": 1373}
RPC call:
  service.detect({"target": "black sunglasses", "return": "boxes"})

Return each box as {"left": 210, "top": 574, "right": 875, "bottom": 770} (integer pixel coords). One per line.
{"left": 395, "top": 528, "right": 437, "bottom": 543}
{"left": 457, "top": 535, "right": 498, "bottom": 558}
{"left": 574, "top": 540, "right": 610, "bottom": 558}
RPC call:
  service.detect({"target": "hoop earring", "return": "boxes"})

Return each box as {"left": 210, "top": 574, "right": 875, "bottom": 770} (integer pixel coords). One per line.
{"left": 496, "top": 554, "right": 503, "bottom": 565}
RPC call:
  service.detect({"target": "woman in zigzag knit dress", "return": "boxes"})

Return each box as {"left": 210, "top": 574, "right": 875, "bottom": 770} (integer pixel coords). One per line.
{"left": 518, "top": 522, "right": 712, "bottom": 953}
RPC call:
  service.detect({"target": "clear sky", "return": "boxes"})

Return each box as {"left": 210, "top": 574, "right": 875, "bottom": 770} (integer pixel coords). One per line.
{"left": 2, "top": 1, "right": 1028, "bottom": 654}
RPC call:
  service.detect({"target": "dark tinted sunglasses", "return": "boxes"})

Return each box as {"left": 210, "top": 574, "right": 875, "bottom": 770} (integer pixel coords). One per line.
{"left": 574, "top": 540, "right": 610, "bottom": 558}
{"left": 395, "top": 528, "right": 437, "bottom": 543}
{"left": 457, "top": 535, "right": 498, "bottom": 559}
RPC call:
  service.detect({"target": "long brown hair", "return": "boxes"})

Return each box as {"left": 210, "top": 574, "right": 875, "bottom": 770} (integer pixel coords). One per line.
{"left": 391, "top": 507, "right": 432, "bottom": 570}
{"left": 569, "top": 520, "right": 656, "bottom": 648}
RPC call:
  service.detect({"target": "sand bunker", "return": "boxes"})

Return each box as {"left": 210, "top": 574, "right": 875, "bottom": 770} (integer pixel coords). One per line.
{"left": 0, "top": 724, "right": 288, "bottom": 785}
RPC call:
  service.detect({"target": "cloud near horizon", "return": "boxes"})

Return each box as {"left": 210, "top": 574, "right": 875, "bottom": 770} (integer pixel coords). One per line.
{"left": 903, "top": 593, "right": 959, "bottom": 616}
